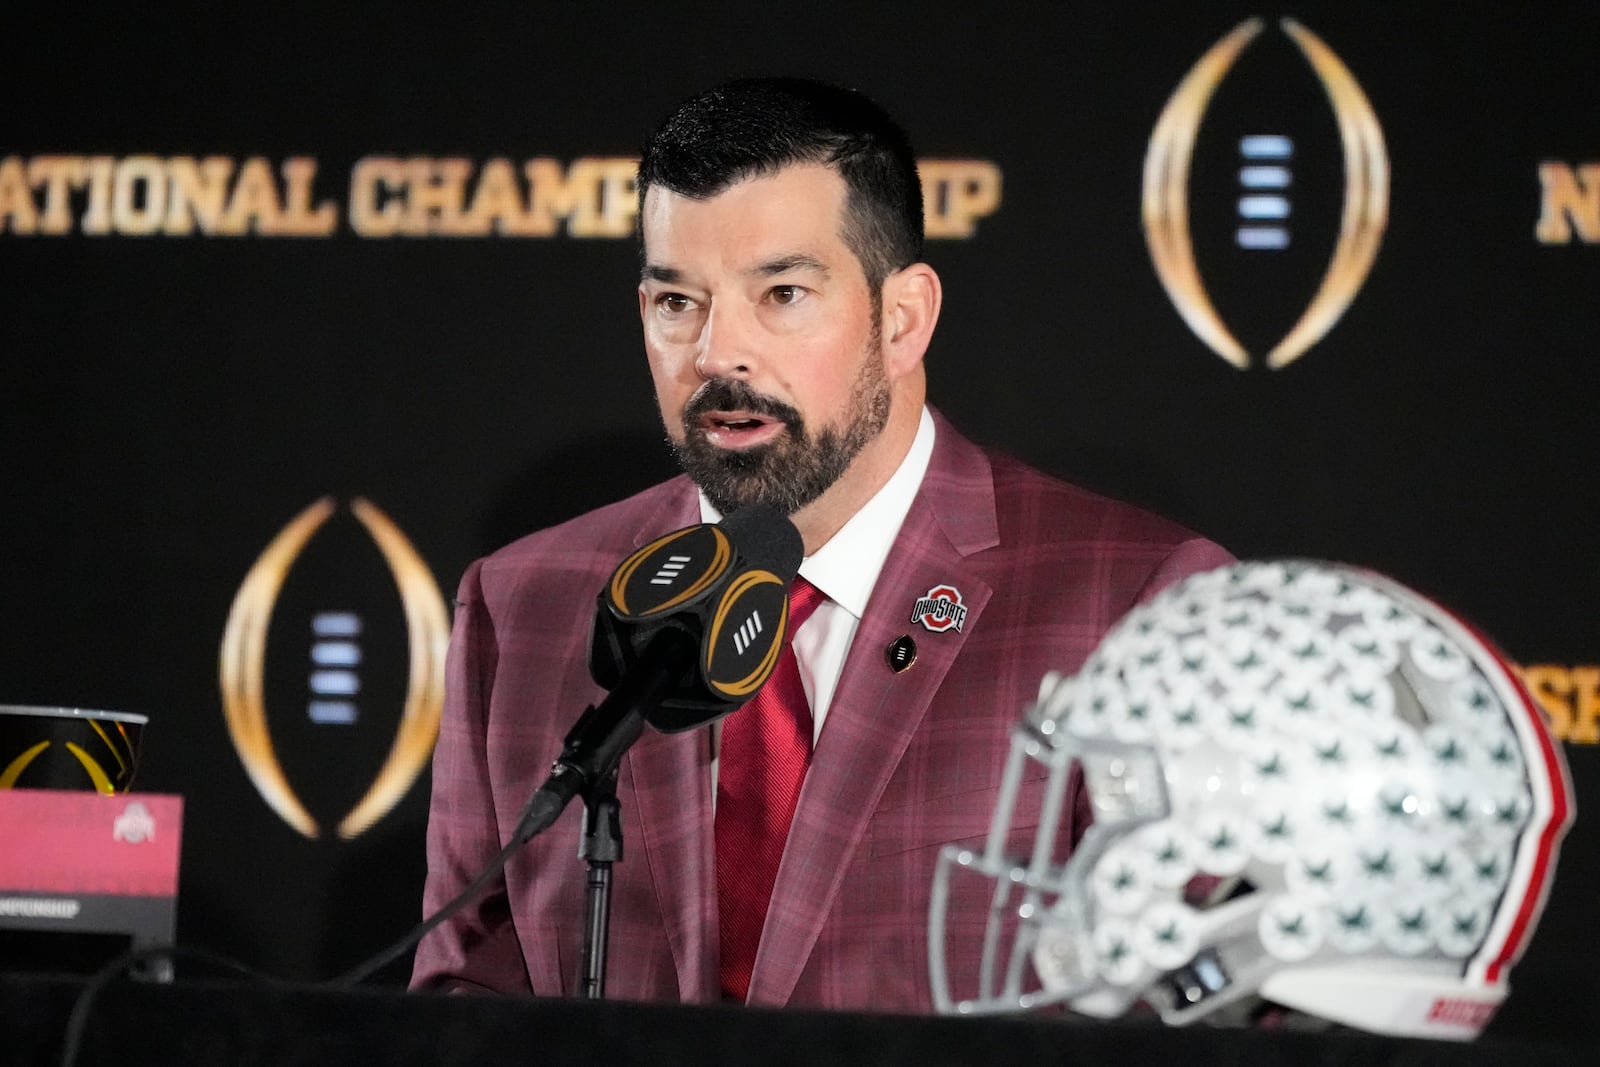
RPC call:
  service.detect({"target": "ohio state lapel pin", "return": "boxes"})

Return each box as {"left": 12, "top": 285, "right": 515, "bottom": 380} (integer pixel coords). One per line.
{"left": 910, "top": 585, "right": 967, "bottom": 634}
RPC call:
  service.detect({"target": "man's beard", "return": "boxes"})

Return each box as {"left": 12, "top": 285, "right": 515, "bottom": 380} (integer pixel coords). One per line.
{"left": 669, "top": 353, "right": 892, "bottom": 517}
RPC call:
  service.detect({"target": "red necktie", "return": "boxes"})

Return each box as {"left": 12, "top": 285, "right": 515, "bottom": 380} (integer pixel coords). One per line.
{"left": 716, "top": 576, "right": 825, "bottom": 1002}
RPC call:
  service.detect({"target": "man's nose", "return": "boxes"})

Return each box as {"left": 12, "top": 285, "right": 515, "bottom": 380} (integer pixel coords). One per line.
{"left": 694, "top": 302, "right": 757, "bottom": 381}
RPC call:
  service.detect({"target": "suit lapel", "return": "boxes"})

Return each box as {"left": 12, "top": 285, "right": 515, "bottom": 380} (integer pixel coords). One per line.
{"left": 748, "top": 414, "right": 999, "bottom": 1005}
{"left": 616, "top": 484, "right": 722, "bottom": 1001}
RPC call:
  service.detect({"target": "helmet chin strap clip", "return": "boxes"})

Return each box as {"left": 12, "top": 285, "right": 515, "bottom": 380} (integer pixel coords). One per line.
{"left": 1160, "top": 947, "right": 1232, "bottom": 1009}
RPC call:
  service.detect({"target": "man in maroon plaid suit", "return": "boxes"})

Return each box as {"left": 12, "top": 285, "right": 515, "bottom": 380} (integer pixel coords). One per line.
{"left": 411, "top": 78, "right": 1231, "bottom": 1010}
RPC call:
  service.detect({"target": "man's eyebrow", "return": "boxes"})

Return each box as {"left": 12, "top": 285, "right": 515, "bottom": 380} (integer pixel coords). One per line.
{"left": 640, "top": 255, "right": 829, "bottom": 284}
{"left": 750, "top": 253, "right": 829, "bottom": 278}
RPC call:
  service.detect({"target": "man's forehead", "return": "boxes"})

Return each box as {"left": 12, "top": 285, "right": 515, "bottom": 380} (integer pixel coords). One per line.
{"left": 639, "top": 162, "right": 851, "bottom": 260}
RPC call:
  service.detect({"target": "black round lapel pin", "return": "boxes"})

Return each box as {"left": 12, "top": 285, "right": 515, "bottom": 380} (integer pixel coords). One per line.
{"left": 886, "top": 634, "right": 918, "bottom": 673}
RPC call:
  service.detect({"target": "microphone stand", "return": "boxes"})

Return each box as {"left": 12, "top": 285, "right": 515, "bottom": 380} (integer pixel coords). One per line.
{"left": 578, "top": 767, "right": 623, "bottom": 999}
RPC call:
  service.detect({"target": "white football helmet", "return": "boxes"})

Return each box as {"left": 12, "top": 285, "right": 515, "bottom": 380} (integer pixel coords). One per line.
{"left": 929, "top": 560, "right": 1572, "bottom": 1040}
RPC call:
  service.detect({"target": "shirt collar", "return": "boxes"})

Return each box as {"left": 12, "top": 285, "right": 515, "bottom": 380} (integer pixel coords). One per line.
{"left": 698, "top": 405, "right": 936, "bottom": 619}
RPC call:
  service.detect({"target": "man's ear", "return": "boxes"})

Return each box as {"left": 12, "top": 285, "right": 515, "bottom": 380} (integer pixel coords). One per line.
{"left": 880, "top": 263, "right": 942, "bottom": 379}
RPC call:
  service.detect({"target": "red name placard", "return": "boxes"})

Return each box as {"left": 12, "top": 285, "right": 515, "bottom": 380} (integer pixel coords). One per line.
{"left": 0, "top": 789, "right": 182, "bottom": 897}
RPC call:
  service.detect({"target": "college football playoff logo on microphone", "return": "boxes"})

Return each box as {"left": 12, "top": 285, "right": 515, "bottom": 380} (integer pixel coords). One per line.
{"left": 703, "top": 571, "right": 790, "bottom": 701}
{"left": 605, "top": 524, "right": 734, "bottom": 621}
{"left": 1144, "top": 18, "right": 1388, "bottom": 370}
{"left": 591, "top": 508, "right": 802, "bottom": 733}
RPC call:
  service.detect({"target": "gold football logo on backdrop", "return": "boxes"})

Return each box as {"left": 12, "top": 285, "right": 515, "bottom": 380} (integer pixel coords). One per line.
{"left": 218, "top": 498, "right": 449, "bottom": 839}
{"left": 1144, "top": 17, "right": 1389, "bottom": 370}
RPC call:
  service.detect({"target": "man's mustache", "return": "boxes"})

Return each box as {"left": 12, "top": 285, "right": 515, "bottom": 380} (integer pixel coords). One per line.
{"left": 683, "top": 378, "right": 802, "bottom": 428}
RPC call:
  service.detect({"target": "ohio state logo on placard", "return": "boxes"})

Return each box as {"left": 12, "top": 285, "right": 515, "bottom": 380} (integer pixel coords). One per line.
{"left": 911, "top": 586, "right": 967, "bottom": 634}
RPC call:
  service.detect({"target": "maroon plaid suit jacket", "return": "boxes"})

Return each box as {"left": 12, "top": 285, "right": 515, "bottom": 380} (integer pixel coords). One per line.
{"left": 411, "top": 410, "right": 1232, "bottom": 1010}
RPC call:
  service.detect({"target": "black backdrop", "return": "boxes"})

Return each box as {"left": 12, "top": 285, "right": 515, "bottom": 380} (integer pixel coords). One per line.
{"left": 3, "top": 2, "right": 1598, "bottom": 1043}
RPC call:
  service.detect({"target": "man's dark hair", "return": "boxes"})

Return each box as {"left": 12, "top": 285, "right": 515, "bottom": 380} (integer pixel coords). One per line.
{"left": 636, "top": 77, "right": 924, "bottom": 291}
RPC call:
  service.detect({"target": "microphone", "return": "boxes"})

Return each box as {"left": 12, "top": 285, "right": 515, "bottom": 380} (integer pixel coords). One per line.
{"left": 513, "top": 505, "right": 803, "bottom": 843}
{"left": 332, "top": 507, "right": 802, "bottom": 987}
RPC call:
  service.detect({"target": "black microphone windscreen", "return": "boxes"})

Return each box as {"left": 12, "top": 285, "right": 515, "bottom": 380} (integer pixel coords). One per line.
{"left": 718, "top": 506, "right": 803, "bottom": 581}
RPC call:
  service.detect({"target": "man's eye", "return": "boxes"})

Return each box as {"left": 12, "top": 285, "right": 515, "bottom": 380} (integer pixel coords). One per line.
{"left": 769, "top": 285, "right": 804, "bottom": 305}
{"left": 657, "top": 293, "right": 691, "bottom": 313}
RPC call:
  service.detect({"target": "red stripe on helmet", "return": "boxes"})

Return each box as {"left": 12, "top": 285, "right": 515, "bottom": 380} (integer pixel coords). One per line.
{"left": 1459, "top": 623, "right": 1571, "bottom": 985}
